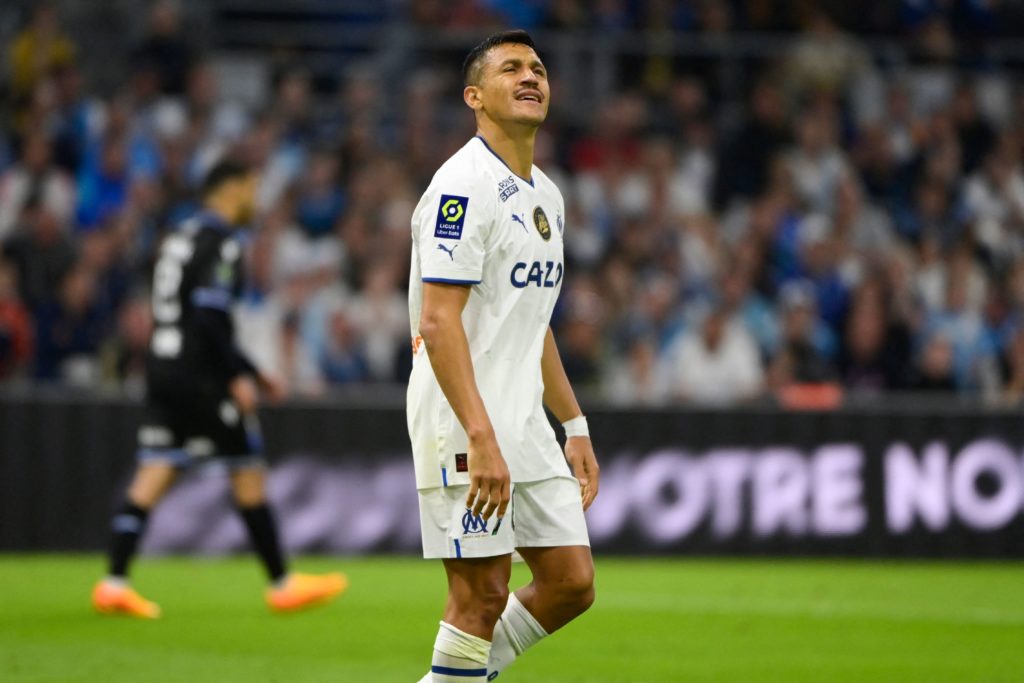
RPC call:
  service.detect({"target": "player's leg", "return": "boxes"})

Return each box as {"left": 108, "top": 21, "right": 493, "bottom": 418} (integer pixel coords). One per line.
{"left": 229, "top": 464, "right": 287, "bottom": 583}
{"left": 485, "top": 476, "right": 594, "bottom": 678}
{"left": 93, "top": 457, "right": 180, "bottom": 618}
{"left": 514, "top": 545, "right": 595, "bottom": 630}
{"left": 427, "top": 556, "right": 510, "bottom": 682}
{"left": 228, "top": 462, "right": 348, "bottom": 611}
{"left": 418, "top": 485, "right": 516, "bottom": 681}
{"left": 110, "top": 460, "right": 179, "bottom": 578}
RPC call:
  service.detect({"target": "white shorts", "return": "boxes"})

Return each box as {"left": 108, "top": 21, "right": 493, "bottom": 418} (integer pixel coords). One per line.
{"left": 418, "top": 475, "right": 591, "bottom": 559}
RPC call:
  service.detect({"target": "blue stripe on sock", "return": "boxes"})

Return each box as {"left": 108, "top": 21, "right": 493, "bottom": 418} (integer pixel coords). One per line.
{"left": 453, "top": 539, "right": 462, "bottom": 558}
{"left": 431, "top": 665, "right": 488, "bottom": 677}
{"left": 442, "top": 467, "right": 448, "bottom": 487}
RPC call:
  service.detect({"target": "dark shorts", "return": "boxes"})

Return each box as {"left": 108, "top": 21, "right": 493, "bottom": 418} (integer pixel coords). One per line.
{"left": 136, "top": 389, "right": 264, "bottom": 469}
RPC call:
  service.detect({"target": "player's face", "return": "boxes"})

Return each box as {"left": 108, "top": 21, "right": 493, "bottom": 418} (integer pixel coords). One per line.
{"left": 475, "top": 44, "right": 550, "bottom": 127}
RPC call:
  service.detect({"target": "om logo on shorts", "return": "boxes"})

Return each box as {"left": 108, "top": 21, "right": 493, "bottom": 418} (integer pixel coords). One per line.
{"left": 462, "top": 509, "right": 489, "bottom": 535}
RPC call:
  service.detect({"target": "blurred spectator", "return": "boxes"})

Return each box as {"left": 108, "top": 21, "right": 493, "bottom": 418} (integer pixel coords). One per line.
{"left": 791, "top": 214, "right": 852, "bottom": 332}
{"left": 920, "top": 259, "right": 998, "bottom": 391}
{"left": 8, "top": 2, "right": 75, "bottom": 122}
{"left": 273, "top": 68, "right": 316, "bottom": 145}
{"left": 916, "top": 241, "right": 987, "bottom": 315}
{"left": 2, "top": 199, "right": 76, "bottom": 311}
{"left": 99, "top": 295, "right": 151, "bottom": 392}
{"left": 768, "top": 281, "right": 838, "bottom": 388}
{"left": 908, "top": 332, "right": 958, "bottom": 392}
{"left": 952, "top": 82, "right": 996, "bottom": 173}
{"left": 0, "top": 132, "right": 75, "bottom": 239}
{"left": 720, "top": 261, "right": 777, "bottom": 355}
{"left": 662, "top": 299, "right": 763, "bottom": 405}
{"left": 963, "top": 147, "right": 1024, "bottom": 269}
{"left": 319, "top": 304, "right": 369, "bottom": 384}
{"left": 783, "top": 7, "right": 873, "bottom": 98}
{"left": 76, "top": 134, "right": 130, "bottom": 230}
{"left": 32, "top": 263, "right": 107, "bottom": 383}
{"left": 838, "top": 280, "right": 912, "bottom": 392}
{"left": 556, "top": 279, "right": 605, "bottom": 387}
{"left": 787, "top": 106, "right": 851, "bottom": 214}
{"left": 50, "top": 64, "right": 107, "bottom": 173}
{"left": 0, "top": 258, "right": 33, "bottom": 380}
{"left": 131, "top": 0, "right": 195, "bottom": 96}
{"left": 602, "top": 333, "right": 669, "bottom": 406}
{"left": 715, "top": 79, "right": 790, "bottom": 204}
{"left": 347, "top": 261, "right": 406, "bottom": 382}
{"left": 832, "top": 174, "right": 896, "bottom": 258}
{"left": 296, "top": 150, "right": 346, "bottom": 238}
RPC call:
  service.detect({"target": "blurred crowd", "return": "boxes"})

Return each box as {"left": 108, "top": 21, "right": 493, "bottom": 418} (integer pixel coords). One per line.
{"left": 4, "top": 0, "right": 1024, "bottom": 406}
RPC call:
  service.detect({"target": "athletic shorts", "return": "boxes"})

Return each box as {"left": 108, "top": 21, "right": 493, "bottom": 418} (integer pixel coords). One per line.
{"left": 135, "top": 390, "right": 264, "bottom": 470}
{"left": 418, "top": 475, "right": 590, "bottom": 559}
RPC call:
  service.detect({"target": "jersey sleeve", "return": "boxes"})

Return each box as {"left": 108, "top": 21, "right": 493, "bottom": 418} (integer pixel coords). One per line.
{"left": 191, "top": 235, "right": 258, "bottom": 380}
{"left": 415, "top": 170, "right": 494, "bottom": 285}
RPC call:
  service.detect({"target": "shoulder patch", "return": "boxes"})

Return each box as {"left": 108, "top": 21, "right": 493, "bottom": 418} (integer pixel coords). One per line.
{"left": 435, "top": 195, "right": 469, "bottom": 240}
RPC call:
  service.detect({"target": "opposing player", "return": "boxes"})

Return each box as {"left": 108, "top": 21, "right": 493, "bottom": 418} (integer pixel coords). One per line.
{"left": 407, "top": 31, "right": 599, "bottom": 681}
{"left": 91, "top": 160, "right": 347, "bottom": 618}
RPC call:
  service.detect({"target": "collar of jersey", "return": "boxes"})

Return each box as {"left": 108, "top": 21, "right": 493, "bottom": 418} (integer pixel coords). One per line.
{"left": 474, "top": 135, "right": 534, "bottom": 188}
{"left": 190, "top": 209, "right": 234, "bottom": 234}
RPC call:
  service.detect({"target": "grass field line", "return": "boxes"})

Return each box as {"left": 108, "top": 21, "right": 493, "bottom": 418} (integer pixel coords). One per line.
{"left": 600, "top": 591, "right": 1024, "bottom": 626}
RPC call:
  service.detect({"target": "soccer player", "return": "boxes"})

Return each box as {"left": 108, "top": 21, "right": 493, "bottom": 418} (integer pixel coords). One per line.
{"left": 91, "top": 160, "right": 347, "bottom": 619}
{"left": 407, "top": 31, "right": 599, "bottom": 681}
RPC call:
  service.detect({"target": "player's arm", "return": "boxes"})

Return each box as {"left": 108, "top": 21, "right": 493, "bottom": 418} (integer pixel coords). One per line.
{"left": 541, "top": 326, "right": 600, "bottom": 509}
{"left": 419, "top": 281, "right": 510, "bottom": 521}
{"left": 192, "top": 305, "right": 268, "bottom": 412}
{"left": 193, "top": 241, "right": 282, "bottom": 412}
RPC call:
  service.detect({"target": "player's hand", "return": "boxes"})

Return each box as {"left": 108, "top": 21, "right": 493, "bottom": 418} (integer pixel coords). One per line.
{"left": 466, "top": 431, "right": 511, "bottom": 522}
{"left": 258, "top": 374, "right": 287, "bottom": 403}
{"left": 565, "top": 436, "right": 600, "bottom": 511}
{"left": 229, "top": 375, "right": 260, "bottom": 414}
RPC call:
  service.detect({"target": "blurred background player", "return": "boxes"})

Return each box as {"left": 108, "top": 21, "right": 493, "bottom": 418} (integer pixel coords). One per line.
{"left": 407, "top": 31, "right": 599, "bottom": 682}
{"left": 91, "top": 160, "right": 347, "bottom": 618}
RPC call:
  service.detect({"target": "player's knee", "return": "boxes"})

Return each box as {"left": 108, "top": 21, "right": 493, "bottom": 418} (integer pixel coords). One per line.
{"left": 545, "top": 566, "right": 595, "bottom": 616}
{"left": 451, "top": 578, "right": 509, "bottom": 627}
{"left": 471, "top": 579, "right": 509, "bottom": 624}
{"left": 568, "top": 569, "right": 596, "bottom": 615}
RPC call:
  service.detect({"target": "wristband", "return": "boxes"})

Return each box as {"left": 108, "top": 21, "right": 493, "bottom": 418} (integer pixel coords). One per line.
{"left": 562, "top": 415, "right": 589, "bottom": 439}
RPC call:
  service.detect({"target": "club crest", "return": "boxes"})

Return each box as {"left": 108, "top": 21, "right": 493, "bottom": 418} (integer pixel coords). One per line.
{"left": 533, "top": 206, "right": 551, "bottom": 241}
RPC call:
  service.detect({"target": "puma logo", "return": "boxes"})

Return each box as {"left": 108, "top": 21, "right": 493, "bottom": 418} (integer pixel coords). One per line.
{"left": 437, "top": 243, "right": 458, "bottom": 261}
{"left": 511, "top": 213, "right": 527, "bottom": 232}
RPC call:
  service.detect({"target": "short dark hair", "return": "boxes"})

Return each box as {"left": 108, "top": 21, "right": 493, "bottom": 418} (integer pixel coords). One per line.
{"left": 202, "top": 159, "right": 250, "bottom": 197}
{"left": 462, "top": 29, "right": 538, "bottom": 86}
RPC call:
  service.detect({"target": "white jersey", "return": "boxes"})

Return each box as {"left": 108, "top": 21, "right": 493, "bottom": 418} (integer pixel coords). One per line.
{"left": 407, "top": 136, "right": 570, "bottom": 490}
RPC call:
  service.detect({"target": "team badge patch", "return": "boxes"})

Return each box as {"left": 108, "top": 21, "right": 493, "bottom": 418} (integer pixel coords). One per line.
{"left": 435, "top": 195, "right": 469, "bottom": 240}
{"left": 533, "top": 206, "right": 551, "bottom": 241}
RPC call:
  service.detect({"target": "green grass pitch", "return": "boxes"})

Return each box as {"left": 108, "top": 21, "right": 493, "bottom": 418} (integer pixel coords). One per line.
{"left": 0, "top": 555, "right": 1022, "bottom": 682}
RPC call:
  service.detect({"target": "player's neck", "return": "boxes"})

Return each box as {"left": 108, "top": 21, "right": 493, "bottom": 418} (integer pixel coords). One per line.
{"left": 203, "top": 197, "right": 236, "bottom": 227}
{"left": 476, "top": 122, "right": 536, "bottom": 182}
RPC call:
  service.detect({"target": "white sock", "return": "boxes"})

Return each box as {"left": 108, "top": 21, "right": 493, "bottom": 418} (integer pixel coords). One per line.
{"left": 486, "top": 593, "right": 548, "bottom": 678}
{"left": 429, "top": 621, "right": 491, "bottom": 681}
{"left": 103, "top": 576, "right": 129, "bottom": 589}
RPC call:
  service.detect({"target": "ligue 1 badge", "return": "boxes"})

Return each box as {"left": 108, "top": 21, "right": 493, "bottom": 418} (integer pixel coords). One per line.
{"left": 533, "top": 206, "right": 551, "bottom": 241}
